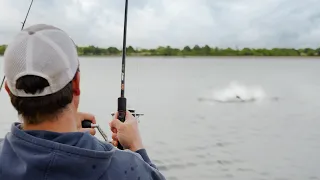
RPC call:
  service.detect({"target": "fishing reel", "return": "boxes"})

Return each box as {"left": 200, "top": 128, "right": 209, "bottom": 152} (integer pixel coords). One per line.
{"left": 82, "top": 108, "right": 144, "bottom": 143}
{"left": 111, "top": 108, "right": 144, "bottom": 123}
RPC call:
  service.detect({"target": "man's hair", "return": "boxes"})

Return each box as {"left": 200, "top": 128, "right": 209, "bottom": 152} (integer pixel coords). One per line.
{"left": 9, "top": 69, "right": 79, "bottom": 125}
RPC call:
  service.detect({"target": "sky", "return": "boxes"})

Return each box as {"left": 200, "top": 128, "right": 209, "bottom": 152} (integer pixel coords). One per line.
{"left": 0, "top": 0, "right": 319, "bottom": 49}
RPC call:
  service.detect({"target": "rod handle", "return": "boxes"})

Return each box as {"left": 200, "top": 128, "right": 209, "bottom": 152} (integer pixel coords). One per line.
{"left": 117, "top": 97, "right": 126, "bottom": 149}
{"left": 82, "top": 120, "right": 92, "bottom": 128}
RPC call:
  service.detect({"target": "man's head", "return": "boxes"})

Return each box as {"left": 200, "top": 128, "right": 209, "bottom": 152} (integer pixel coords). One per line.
{"left": 3, "top": 24, "right": 80, "bottom": 125}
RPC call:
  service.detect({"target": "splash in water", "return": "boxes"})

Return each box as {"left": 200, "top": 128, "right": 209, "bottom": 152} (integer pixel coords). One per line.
{"left": 212, "top": 81, "right": 267, "bottom": 102}
{"left": 198, "top": 81, "right": 270, "bottom": 103}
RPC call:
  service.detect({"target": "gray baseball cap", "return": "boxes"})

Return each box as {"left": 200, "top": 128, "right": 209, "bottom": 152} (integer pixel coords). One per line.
{"left": 3, "top": 24, "right": 79, "bottom": 97}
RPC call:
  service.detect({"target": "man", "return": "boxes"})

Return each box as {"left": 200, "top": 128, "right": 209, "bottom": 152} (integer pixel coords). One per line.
{"left": 0, "top": 24, "right": 166, "bottom": 180}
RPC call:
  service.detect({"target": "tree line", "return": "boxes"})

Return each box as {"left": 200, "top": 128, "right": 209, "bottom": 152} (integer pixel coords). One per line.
{"left": 1, "top": 44, "right": 320, "bottom": 56}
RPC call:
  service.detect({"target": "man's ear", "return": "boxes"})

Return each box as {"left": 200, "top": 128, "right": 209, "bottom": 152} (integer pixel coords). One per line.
{"left": 4, "top": 81, "right": 10, "bottom": 95}
{"left": 72, "top": 71, "right": 80, "bottom": 96}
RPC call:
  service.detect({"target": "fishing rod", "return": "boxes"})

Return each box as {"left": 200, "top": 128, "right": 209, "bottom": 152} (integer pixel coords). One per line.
{"left": 116, "top": 0, "right": 129, "bottom": 150}
{"left": 0, "top": 0, "right": 34, "bottom": 92}
{"left": 82, "top": 0, "right": 143, "bottom": 149}
{"left": 116, "top": 0, "right": 144, "bottom": 149}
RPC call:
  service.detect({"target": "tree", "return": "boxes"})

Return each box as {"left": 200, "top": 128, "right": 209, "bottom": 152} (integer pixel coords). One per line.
{"left": 0, "top": 45, "right": 6, "bottom": 55}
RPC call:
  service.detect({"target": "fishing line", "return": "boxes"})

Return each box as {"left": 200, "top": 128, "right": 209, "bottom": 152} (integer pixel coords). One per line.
{"left": 0, "top": 0, "right": 34, "bottom": 92}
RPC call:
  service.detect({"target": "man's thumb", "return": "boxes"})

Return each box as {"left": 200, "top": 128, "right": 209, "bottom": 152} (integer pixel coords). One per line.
{"left": 125, "top": 111, "right": 136, "bottom": 122}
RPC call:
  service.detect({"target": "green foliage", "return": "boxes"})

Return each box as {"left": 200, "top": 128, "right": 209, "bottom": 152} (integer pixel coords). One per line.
{"left": 0, "top": 44, "right": 320, "bottom": 56}
{"left": 0, "top": 45, "right": 7, "bottom": 55}
{"left": 77, "top": 45, "right": 120, "bottom": 56}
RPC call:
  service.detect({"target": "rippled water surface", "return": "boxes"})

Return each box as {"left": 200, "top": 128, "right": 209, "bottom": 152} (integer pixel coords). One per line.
{"left": 1, "top": 57, "right": 320, "bottom": 180}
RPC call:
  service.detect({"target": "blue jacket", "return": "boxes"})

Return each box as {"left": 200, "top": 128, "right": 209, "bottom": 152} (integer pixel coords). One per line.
{"left": 0, "top": 123, "right": 166, "bottom": 180}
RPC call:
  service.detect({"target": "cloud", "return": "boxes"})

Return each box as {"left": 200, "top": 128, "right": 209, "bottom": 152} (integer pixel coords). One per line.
{"left": 0, "top": 0, "right": 319, "bottom": 49}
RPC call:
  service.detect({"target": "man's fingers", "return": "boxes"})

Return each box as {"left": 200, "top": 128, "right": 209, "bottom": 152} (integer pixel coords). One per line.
{"left": 112, "top": 140, "right": 118, "bottom": 147}
{"left": 111, "top": 127, "right": 117, "bottom": 133}
{"left": 79, "top": 112, "right": 96, "bottom": 124}
{"left": 113, "top": 111, "right": 135, "bottom": 123}
{"left": 125, "top": 111, "right": 138, "bottom": 123}
{"left": 125, "top": 111, "right": 134, "bottom": 118}
{"left": 112, "top": 133, "right": 118, "bottom": 141}
{"left": 89, "top": 128, "right": 96, "bottom": 135}
{"left": 109, "top": 122, "right": 118, "bottom": 133}
{"left": 79, "top": 128, "right": 96, "bottom": 135}
{"left": 116, "top": 111, "right": 134, "bottom": 122}
{"left": 110, "top": 118, "right": 122, "bottom": 130}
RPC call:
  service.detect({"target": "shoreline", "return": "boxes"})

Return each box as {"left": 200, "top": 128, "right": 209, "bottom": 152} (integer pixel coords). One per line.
{"left": 1, "top": 45, "right": 320, "bottom": 57}
{"left": 0, "top": 55, "right": 320, "bottom": 58}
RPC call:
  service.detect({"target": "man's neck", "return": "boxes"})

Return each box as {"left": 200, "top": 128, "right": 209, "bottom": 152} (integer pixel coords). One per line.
{"left": 22, "top": 107, "right": 78, "bottom": 133}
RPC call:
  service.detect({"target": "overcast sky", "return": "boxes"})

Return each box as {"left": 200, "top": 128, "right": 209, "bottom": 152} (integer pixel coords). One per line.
{"left": 0, "top": 0, "right": 319, "bottom": 49}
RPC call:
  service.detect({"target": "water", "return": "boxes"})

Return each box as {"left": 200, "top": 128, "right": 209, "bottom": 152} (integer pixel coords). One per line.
{"left": 1, "top": 56, "right": 320, "bottom": 180}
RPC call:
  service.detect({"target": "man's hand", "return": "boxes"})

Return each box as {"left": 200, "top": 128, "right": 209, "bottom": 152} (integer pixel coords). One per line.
{"left": 109, "top": 111, "right": 144, "bottom": 151}
{"left": 77, "top": 112, "right": 96, "bottom": 135}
